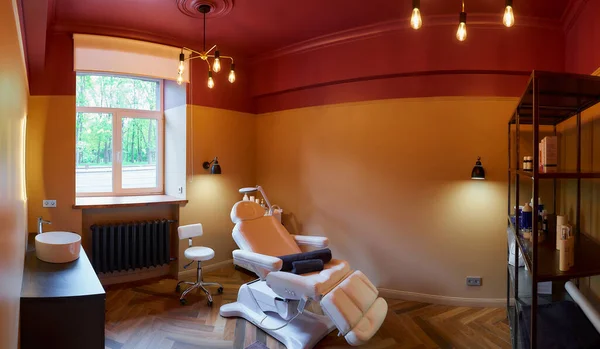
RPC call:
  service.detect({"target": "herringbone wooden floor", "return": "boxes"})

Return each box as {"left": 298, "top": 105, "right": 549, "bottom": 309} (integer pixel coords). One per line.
{"left": 105, "top": 266, "right": 510, "bottom": 349}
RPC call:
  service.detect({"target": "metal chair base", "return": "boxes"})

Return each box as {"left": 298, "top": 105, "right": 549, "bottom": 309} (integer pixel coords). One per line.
{"left": 176, "top": 260, "right": 223, "bottom": 305}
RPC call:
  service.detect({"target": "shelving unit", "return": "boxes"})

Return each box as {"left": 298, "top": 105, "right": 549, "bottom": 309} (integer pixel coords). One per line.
{"left": 507, "top": 71, "right": 600, "bottom": 348}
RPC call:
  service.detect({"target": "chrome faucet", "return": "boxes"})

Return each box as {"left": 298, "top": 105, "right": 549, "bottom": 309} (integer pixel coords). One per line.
{"left": 37, "top": 217, "right": 51, "bottom": 234}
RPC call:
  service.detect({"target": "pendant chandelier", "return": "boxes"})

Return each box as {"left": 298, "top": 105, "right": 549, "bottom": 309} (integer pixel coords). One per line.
{"left": 177, "top": 4, "right": 235, "bottom": 88}
{"left": 410, "top": 0, "right": 517, "bottom": 40}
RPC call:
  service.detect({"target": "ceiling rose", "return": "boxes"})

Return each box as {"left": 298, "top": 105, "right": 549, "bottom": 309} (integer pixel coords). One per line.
{"left": 176, "top": 0, "right": 234, "bottom": 19}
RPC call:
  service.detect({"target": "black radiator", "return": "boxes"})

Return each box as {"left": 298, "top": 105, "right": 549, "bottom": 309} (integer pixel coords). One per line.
{"left": 90, "top": 220, "right": 174, "bottom": 273}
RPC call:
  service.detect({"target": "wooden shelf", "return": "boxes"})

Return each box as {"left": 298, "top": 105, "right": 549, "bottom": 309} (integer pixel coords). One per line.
{"left": 510, "top": 169, "right": 600, "bottom": 179}
{"left": 508, "top": 71, "right": 600, "bottom": 125}
{"left": 507, "top": 264, "right": 570, "bottom": 306}
{"left": 73, "top": 195, "right": 188, "bottom": 209}
{"left": 506, "top": 71, "right": 600, "bottom": 348}
{"left": 507, "top": 223, "right": 600, "bottom": 281}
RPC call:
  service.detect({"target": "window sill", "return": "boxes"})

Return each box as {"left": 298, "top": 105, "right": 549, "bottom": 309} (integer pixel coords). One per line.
{"left": 73, "top": 195, "right": 188, "bottom": 209}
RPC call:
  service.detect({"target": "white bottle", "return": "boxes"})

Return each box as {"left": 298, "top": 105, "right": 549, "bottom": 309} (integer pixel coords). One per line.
{"left": 243, "top": 193, "right": 249, "bottom": 201}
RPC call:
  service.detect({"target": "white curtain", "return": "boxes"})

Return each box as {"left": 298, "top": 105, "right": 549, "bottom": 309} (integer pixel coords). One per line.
{"left": 73, "top": 34, "right": 190, "bottom": 82}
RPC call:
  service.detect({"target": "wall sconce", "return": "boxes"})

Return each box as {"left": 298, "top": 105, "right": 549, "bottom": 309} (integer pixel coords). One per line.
{"left": 202, "top": 157, "right": 221, "bottom": 174}
{"left": 471, "top": 156, "right": 485, "bottom": 180}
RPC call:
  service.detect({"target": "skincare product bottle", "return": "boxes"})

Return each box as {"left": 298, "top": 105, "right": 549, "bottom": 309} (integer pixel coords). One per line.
{"left": 542, "top": 210, "right": 548, "bottom": 234}
{"left": 556, "top": 215, "right": 568, "bottom": 250}
{"left": 523, "top": 156, "right": 533, "bottom": 171}
{"left": 530, "top": 197, "right": 544, "bottom": 227}
{"left": 522, "top": 203, "right": 533, "bottom": 231}
{"left": 243, "top": 193, "right": 249, "bottom": 201}
{"left": 559, "top": 231, "right": 570, "bottom": 272}
{"left": 249, "top": 195, "right": 255, "bottom": 203}
{"left": 541, "top": 136, "right": 558, "bottom": 173}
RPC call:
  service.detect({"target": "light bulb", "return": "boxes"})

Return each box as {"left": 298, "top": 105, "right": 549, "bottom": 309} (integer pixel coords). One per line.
{"left": 228, "top": 69, "right": 236, "bottom": 83}
{"left": 213, "top": 58, "right": 221, "bottom": 73}
{"left": 207, "top": 76, "right": 215, "bottom": 89}
{"left": 503, "top": 6, "right": 514, "bottom": 27}
{"left": 176, "top": 74, "right": 183, "bottom": 85}
{"left": 410, "top": 8, "right": 422, "bottom": 30}
{"left": 178, "top": 52, "right": 185, "bottom": 73}
{"left": 456, "top": 22, "right": 467, "bottom": 41}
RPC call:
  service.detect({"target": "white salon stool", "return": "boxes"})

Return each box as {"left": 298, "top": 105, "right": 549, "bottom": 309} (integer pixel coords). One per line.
{"left": 176, "top": 223, "right": 223, "bottom": 306}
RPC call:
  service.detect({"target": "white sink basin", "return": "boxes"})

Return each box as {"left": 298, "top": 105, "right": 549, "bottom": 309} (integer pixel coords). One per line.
{"left": 35, "top": 232, "right": 81, "bottom": 263}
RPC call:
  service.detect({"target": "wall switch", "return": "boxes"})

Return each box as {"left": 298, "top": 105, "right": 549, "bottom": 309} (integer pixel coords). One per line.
{"left": 43, "top": 200, "right": 57, "bottom": 208}
{"left": 466, "top": 276, "right": 482, "bottom": 286}
{"left": 177, "top": 186, "right": 183, "bottom": 194}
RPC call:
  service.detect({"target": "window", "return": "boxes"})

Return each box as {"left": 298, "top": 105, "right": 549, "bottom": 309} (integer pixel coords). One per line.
{"left": 76, "top": 74, "right": 163, "bottom": 196}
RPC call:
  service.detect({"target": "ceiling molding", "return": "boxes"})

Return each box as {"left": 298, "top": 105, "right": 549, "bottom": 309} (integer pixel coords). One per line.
{"left": 253, "top": 69, "right": 531, "bottom": 99}
{"left": 251, "top": 14, "right": 561, "bottom": 63}
{"left": 561, "top": 0, "right": 589, "bottom": 34}
{"left": 51, "top": 22, "right": 249, "bottom": 60}
{"left": 52, "top": 22, "right": 198, "bottom": 49}
{"left": 21, "top": 0, "right": 51, "bottom": 74}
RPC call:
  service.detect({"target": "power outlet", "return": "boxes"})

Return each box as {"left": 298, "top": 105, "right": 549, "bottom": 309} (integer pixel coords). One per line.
{"left": 43, "top": 200, "right": 57, "bottom": 208}
{"left": 177, "top": 186, "right": 183, "bottom": 194}
{"left": 466, "top": 276, "right": 482, "bottom": 286}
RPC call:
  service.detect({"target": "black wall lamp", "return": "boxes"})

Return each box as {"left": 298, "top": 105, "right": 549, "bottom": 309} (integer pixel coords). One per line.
{"left": 203, "top": 157, "right": 221, "bottom": 174}
{"left": 471, "top": 156, "right": 485, "bottom": 180}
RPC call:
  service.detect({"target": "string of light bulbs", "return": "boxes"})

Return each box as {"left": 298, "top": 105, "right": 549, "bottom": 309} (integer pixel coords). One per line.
{"left": 410, "top": 0, "right": 516, "bottom": 40}
{"left": 176, "top": 4, "right": 235, "bottom": 89}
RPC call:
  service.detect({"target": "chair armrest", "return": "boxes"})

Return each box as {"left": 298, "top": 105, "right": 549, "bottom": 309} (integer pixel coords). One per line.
{"left": 266, "top": 271, "right": 321, "bottom": 300}
{"left": 291, "top": 235, "right": 329, "bottom": 248}
{"left": 232, "top": 250, "right": 282, "bottom": 272}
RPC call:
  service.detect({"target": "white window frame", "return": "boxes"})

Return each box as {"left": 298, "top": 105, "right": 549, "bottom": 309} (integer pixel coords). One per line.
{"left": 75, "top": 75, "right": 164, "bottom": 197}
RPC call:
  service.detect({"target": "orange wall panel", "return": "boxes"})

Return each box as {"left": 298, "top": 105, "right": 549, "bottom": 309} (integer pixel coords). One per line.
{"left": 256, "top": 97, "right": 515, "bottom": 299}
{"left": 0, "top": 0, "right": 29, "bottom": 347}
{"left": 179, "top": 105, "right": 256, "bottom": 271}
{"left": 26, "top": 96, "right": 82, "bottom": 234}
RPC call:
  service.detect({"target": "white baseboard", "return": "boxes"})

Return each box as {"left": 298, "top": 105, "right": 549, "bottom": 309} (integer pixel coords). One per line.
{"left": 177, "top": 259, "right": 234, "bottom": 280}
{"left": 378, "top": 288, "right": 506, "bottom": 308}
{"left": 99, "top": 265, "right": 171, "bottom": 286}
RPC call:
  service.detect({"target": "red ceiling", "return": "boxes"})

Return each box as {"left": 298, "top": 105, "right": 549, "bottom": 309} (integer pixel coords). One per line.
{"left": 45, "top": 0, "right": 570, "bottom": 57}
{"left": 19, "top": 0, "right": 572, "bottom": 96}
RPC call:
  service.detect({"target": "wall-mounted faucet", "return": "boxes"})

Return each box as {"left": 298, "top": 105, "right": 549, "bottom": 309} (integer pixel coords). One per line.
{"left": 37, "top": 217, "right": 51, "bottom": 234}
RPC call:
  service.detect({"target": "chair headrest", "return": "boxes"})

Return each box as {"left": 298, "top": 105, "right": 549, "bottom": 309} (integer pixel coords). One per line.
{"left": 231, "top": 201, "right": 265, "bottom": 224}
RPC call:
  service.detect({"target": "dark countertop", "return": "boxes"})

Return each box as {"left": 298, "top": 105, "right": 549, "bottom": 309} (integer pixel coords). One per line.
{"left": 21, "top": 233, "right": 105, "bottom": 299}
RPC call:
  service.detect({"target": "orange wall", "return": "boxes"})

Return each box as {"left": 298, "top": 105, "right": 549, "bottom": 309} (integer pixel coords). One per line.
{"left": 0, "top": 0, "right": 29, "bottom": 347}
{"left": 178, "top": 105, "right": 255, "bottom": 271}
{"left": 26, "top": 96, "right": 82, "bottom": 234}
{"left": 256, "top": 97, "right": 515, "bottom": 299}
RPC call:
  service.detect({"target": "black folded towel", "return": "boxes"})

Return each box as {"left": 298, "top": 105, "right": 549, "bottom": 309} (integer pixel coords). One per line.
{"left": 278, "top": 248, "right": 332, "bottom": 272}
{"left": 291, "top": 259, "right": 324, "bottom": 274}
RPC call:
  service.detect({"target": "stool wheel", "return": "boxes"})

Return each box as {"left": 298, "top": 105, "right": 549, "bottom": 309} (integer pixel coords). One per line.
{"left": 218, "top": 287, "right": 224, "bottom": 294}
{"left": 180, "top": 298, "right": 187, "bottom": 305}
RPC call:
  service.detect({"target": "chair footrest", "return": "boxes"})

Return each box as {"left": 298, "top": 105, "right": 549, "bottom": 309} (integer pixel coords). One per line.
{"left": 320, "top": 271, "right": 388, "bottom": 346}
